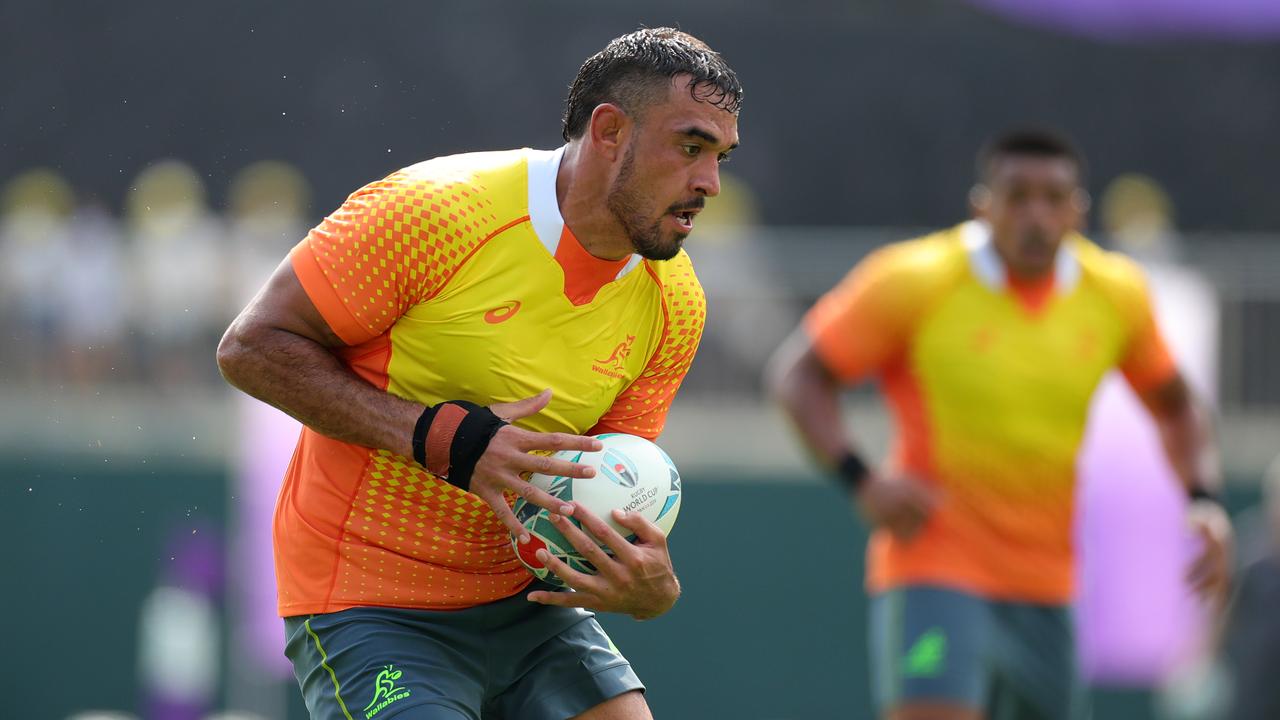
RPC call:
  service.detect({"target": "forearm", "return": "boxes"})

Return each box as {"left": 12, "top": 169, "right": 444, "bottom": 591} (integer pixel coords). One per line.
{"left": 217, "top": 323, "right": 420, "bottom": 457}
{"left": 1147, "top": 376, "right": 1222, "bottom": 494}
{"left": 1157, "top": 401, "right": 1221, "bottom": 494}
{"left": 766, "top": 332, "right": 855, "bottom": 468}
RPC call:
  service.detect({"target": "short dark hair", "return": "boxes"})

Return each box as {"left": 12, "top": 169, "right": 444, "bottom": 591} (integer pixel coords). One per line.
{"left": 562, "top": 28, "right": 743, "bottom": 142}
{"left": 976, "top": 128, "right": 1086, "bottom": 184}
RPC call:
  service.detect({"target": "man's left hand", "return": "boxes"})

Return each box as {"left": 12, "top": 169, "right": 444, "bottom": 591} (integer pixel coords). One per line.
{"left": 526, "top": 503, "right": 680, "bottom": 620}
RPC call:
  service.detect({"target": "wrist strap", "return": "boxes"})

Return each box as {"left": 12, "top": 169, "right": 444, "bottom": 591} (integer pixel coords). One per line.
{"left": 412, "top": 405, "right": 440, "bottom": 468}
{"left": 445, "top": 405, "right": 507, "bottom": 492}
{"left": 835, "top": 451, "right": 870, "bottom": 493}
{"left": 411, "top": 401, "right": 508, "bottom": 491}
{"left": 1189, "top": 486, "right": 1221, "bottom": 505}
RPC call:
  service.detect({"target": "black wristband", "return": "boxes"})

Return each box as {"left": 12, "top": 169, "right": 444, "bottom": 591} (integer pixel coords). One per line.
{"left": 441, "top": 402, "right": 507, "bottom": 492}
{"left": 1189, "top": 486, "right": 1221, "bottom": 504}
{"left": 411, "top": 404, "right": 441, "bottom": 467}
{"left": 835, "top": 451, "right": 870, "bottom": 493}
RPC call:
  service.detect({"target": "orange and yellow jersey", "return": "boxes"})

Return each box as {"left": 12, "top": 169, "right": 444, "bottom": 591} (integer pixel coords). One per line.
{"left": 276, "top": 147, "right": 706, "bottom": 616}
{"left": 805, "top": 221, "right": 1175, "bottom": 604}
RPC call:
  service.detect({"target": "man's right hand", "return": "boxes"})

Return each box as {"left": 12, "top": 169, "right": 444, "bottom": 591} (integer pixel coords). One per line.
{"left": 854, "top": 472, "right": 940, "bottom": 541}
{"left": 469, "top": 389, "right": 604, "bottom": 544}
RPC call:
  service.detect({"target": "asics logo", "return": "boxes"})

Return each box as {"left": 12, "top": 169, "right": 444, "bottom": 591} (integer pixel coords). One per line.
{"left": 484, "top": 300, "right": 522, "bottom": 324}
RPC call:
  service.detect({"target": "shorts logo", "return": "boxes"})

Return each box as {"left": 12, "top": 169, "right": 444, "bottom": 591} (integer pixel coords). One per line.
{"left": 903, "top": 628, "right": 947, "bottom": 678}
{"left": 363, "top": 664, "right": 411, "bottom": 718}
{"left": 592, "top": 335, "right": 635, "bottom": 379}
{"left": 484, "top": 300, "right": 522, "bottom": 324}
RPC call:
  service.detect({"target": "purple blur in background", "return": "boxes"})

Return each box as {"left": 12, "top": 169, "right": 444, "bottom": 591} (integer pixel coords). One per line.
{"left": 1076, "top": 264, "right": 1219, "bottom": 683}
{"left": 964, "top": 0, "right": 1280, "bottom": 39}
{"left": 233, "top": 396, "right": 302, "bottom": 678}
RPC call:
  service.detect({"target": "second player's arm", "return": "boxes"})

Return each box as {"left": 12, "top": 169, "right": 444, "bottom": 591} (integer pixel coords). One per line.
{"left": 1140, "top": 373, "right": 1221, "bottom": 497}
{"left": 766, "top": 329, "right": 856, "bottom": 468}
{"left": 1139, "top": 372, "right": 1232, "bottom": 601}
{"left": 767, "top": 328, "right": 938, "bottom": 539}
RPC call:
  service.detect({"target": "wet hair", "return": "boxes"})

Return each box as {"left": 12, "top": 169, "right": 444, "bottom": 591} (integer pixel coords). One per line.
{"left": 562, "top": 27, "right": 743, "bottom": 142}
{"left": 977, "top": 128, "right": 1086, "bottom": 184}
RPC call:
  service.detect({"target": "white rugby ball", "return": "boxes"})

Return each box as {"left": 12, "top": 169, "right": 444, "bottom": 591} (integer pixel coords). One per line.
{"left": 511, "top": 433, "right": 682, "bottom": 586}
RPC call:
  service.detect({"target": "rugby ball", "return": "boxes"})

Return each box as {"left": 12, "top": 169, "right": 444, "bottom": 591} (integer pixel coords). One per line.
{"left": 511, "top": 433, "right": 681, "bottom": 587}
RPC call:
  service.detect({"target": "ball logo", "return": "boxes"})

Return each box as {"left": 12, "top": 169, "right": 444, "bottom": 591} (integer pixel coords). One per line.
{"left": 656, "top": 467, "right": 681, "bottom": 522}
{"left": 600, "top": 449, "right": 639, "bottom": 488}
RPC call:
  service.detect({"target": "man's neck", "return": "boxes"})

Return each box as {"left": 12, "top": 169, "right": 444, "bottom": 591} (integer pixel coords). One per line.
{"left": 556, "top": 143, "right": 634, "bottom": 261}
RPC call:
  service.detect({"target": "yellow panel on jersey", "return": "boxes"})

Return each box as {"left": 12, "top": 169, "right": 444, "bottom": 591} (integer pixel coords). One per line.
{"left": 805, "top": 221, "right": 1175, "bottom": 603}
{"left": 278, "top": 148, "right": 706, "bottom": 615}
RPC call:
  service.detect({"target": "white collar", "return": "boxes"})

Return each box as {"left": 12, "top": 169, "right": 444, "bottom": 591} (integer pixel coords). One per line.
{"left": 526, "top": 146, "right": 642, "bottom": 281}
{"left": 527, "top": 146, "right": 567, "bottom": 255}
{"left": 960, "top": 219, "right": 1080, "bottom": 293}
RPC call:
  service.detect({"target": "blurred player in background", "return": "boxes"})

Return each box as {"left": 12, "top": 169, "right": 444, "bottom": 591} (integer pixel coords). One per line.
{"left": 217, "top": 28, "right": 739, "bottom": 720}
{"left": 768, "top": 130, "right": 1230, "bottom": 720}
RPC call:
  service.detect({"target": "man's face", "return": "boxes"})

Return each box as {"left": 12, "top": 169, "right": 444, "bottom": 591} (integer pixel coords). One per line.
{"left": 606, "top": 75, "right": 740, "bottom": 261}
{"left": 975, "top": 155, "right": 1084, "bottom": 279}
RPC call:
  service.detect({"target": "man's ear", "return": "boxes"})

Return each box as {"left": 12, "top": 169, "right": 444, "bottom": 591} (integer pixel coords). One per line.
{"left": 587, "top": 103, "right": 632, "bottom": 163}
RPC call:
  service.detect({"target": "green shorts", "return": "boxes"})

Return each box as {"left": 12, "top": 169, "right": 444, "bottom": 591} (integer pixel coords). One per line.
{"left": 284, "top": 584, "right": 642, "bottom": 720}
{"left": 869, "top": 585, "right": 1086, "bottom": 720}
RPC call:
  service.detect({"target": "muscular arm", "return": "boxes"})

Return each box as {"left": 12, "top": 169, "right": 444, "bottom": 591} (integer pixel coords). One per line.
{"left": 766, "top": 327, "right": 854, "bottom": 468}
{"left": 1138, "top": 371, "right": 1232, "bottom": 601}
{"left": 216, "top": 259, "right": 420, "bottom": 457}
{"left": 1138, "top": 372, "right": 1221, "bottom": 495}
{"left": 766, "top": 326, "right": 937, "bottom": 538}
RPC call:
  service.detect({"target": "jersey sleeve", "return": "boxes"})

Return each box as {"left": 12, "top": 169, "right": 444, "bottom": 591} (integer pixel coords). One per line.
{"left": 590, "top": 259, "right": 706, "bottom": 441}
{"left": 290, "top": 170, "right": 492, "bottom": 345}
{"left": 803, "top": 241, "right": 941, "bottom": 384}
{"left": 1116, "top": 266, "right": 1177, "bottom": 394}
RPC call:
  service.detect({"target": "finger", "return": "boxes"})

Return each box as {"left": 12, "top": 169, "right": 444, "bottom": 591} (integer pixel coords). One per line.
{"left": 549, "top": 513, "right": 619, "bottom": 570}
{"left": 535, "top": 547, "right": 603, "bottom": 593}
{"left": 612, "top": 508, "right": 667, "bottom": 546}
{"left": 509, "top": 479, "right": 574, "bottom": 516}
{"left": 1191, "top": 519, "right": 1215, "bottom": 544}
{"left": 479, "top": 488, "right": 532, "bottom": 544}
{"left": 1189, "top": 569, "right": 1227, "bottom": 601}
{"left": 891, "top": 521, "right": 923, "bottom": 541}
{"left": 889, "top": 508, "right": 928, "bottom": 540}
{"left": 515, "top": 450, "right": 598, "bottom": 480}
{"left": 905, "top": 481, "right": 943, "bottom": 510}
{"left": 1187, "top": 546, "right": 1216, "bottom": 577}
{"left": 513, "top": 429, "right": 603, "bottom": 454}
{"left": 569, "top": 503, "right": 637, "bottom": 559}
{"left": 527, "top": 588, "right": 604, "bottom": 609}
{"left": 489, "top": 389, "right": 553, "bottom": 422}
{"left": 1186, "top": 549, "right": 1225, "bottom": 589}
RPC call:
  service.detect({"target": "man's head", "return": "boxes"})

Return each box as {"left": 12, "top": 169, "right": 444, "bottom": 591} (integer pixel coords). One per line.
{"left": 564, "top": 28, "right": 742, "bottom": 260}
{"left": 970, "top": 129, "right": 1089, "bottom": 279}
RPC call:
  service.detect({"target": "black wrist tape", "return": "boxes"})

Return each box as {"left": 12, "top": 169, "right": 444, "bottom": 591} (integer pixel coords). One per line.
{"left": 410, "top": 400, "right": 508, "bottom": 492}
{"left": 836, "top": 451, "right": 870, "bottom": 493}
{"left": 444, "top": 402, "right": 507, "bottom": 492}
{"left": 1189, "top": 486, "right": 1221, "bottom": 505}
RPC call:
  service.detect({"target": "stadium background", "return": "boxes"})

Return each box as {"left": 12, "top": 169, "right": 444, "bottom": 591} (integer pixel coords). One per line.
{"left": 3, "top": 1, "right": 1279, "bottom": 718}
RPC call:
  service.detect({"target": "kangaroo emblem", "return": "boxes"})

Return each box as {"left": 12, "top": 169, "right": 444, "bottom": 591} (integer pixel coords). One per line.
{"left": 596, "top": 335, "right": 636, "bottom": 371}
{"left": 363, "top": 664, "right": 409, "bottom": 717}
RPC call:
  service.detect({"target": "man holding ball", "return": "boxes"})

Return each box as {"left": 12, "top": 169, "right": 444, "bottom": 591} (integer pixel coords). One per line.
{"left": 218, "top": 28, "right": 740, "bottom": 720}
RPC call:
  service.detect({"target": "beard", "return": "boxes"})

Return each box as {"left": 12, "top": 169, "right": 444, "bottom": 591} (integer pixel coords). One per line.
{"left": 606, "top": 145, "right": 684, "bottom": 261}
